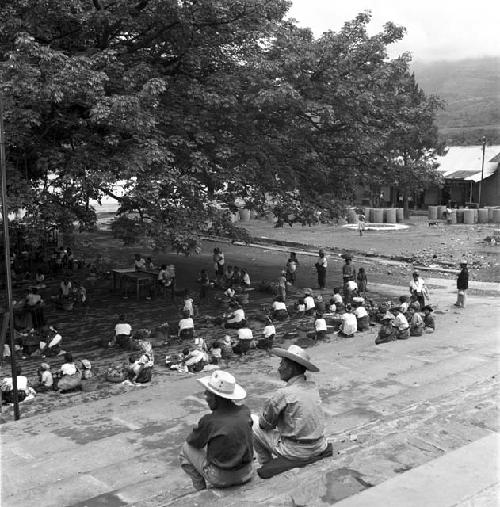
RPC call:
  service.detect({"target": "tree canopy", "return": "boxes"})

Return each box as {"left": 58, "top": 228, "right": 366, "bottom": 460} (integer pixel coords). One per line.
{"left": 1, "top": 1, "right": 443, "bottom": 253}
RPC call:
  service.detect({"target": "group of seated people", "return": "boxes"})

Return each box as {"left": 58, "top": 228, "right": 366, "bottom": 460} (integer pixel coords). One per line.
{"left": 376, "top": 299, "right": 435, "bottom": 345}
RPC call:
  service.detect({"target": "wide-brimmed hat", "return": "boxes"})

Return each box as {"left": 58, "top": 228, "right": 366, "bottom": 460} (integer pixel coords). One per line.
{"left": 304, "top": 288, "right": 313, "bottom": 296}
{"left": 381, "top": 312, "right": 395, "bottom": 321}
{"left": 40, "top": 362, "right": 51, "bottom": 370}
{"left": 198, "top": 370, "right": 246, "bottom": 400}
{"left": 272, "top": 345, "right": 319, "bottom": 372}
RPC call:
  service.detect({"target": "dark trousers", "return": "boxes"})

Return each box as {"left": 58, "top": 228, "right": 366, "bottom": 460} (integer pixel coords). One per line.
{"left": 317, "top": 266, "right": 326, "bottom": 289}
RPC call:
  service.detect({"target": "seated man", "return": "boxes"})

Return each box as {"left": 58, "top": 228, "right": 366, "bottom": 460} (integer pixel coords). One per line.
{"left": 224, "top": 302, "right": 246, "bottom": 329}
{"left": 232, "top": 326, "right": 254, "bottom": 356}
{"left": 179, "top": 371, "right": 254, "bottom": 490}
{"left": 252, "top": 345, "right": 328, "bottom": 475}
{"left": 271, "top": 296, "right": 288, "bottom": 321}
{"left": 392, "top": 306, "right": 410, "bottom": 340}
{"left": 353, "top": 302, "right": 369, "bottom": 331}
{"left": 408, "top": 307, "right": 424, "bottom": 336}
{"left": 338, "top": 305, "right": 357, "bottom": 337}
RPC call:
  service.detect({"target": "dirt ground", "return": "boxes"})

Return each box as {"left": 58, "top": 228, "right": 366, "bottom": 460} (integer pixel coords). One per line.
{"left": 1, "top": 218, "right": 498, "bottom": 422}
{"left": 243, "top": 216, "right": 500, "bottom": 282}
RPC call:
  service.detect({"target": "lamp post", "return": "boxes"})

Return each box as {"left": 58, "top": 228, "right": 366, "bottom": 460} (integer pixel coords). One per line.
{"left": 0, "top": 93, "right": 20, "bottom": 420}
{"left": 478, "top": 136, "right": 487, "bottom": 207}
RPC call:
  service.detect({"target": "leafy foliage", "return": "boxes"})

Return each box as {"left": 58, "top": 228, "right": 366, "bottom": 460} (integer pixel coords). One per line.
{"left": 1, "top": 3, "right": 443, "bottom": 252}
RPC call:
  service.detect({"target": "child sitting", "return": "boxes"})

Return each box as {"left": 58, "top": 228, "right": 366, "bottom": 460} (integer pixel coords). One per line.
{"left": 296, "top": 298, "right": 306, "bottom": 316}
{"left": 422, "top": 306, "right": 435, "bottom": 333}
{"left": 392, "top": 307, "right": 410, "bottom": 340}
{"left": 398, "top": 295, "right": 409, "bottom": 314}
{"left": 232, "top": 326, "right": 253, "bottom": 356}
{"left": 36, "top": 363, "right": 53, "bottom": 392}
{"left": 315, "top": 295, "right": 326, "bottom": 314}
{"left": 408, "top": 307, "right": 424, "bottom": 336}
{"left": 183, "top": 291, "right": 195, "bottom": 317}
{"left": 326, "top": 298, "right": 336, "bottom": 314}
{"left": 375, "top": 313, "right": 397, "bottom": 345}
{"left": 257, "top": 318, "right": 275, "bottom": 351}
{"left": 220, "top": 335, "right": 234, "bottom": 364}
{"left": 338, "top": 305, "right": 357, "bottom": 338}
{"left": 209, "top": 342, "right": 222, "bottom": 365}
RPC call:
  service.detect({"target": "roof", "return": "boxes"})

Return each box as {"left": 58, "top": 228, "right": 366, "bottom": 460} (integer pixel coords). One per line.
{"left": 437, "top": 145, "right": 500, "bottom": 182}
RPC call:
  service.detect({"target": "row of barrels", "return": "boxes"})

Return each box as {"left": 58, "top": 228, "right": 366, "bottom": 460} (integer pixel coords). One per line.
{"left": 352, "top": 208, "right": 404, "bottom": 224}
{"left": 428, "top": 206, "right": 500, "bottom": 224}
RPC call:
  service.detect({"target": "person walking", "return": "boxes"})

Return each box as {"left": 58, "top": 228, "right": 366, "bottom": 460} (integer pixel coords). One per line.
{"left": 455, "top": 260, "right": 468, "bottom": 308}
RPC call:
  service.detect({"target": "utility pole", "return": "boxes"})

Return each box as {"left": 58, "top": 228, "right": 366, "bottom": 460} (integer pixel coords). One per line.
{"left": 478, "top": 136, "right": 487, "bottom": 207}
{"left": 0, "top": 93, "right": 20, "bottom": 420}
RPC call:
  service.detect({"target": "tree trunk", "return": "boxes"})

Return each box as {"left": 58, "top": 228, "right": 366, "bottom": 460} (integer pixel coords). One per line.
{"left": 403, "top": 190, "right": 410, "bottom": 219}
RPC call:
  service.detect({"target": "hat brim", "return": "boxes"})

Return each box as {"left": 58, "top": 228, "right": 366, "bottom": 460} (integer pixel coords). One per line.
{"left": 271, "top": 348, "right": 319, "bottom": 372}
{"left": 197, "top": 376, "right": 247, "bottom": 400}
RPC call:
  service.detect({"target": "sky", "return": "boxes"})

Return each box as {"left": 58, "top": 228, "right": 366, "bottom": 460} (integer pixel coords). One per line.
{"left": 287, "top": 0, "right": 500, "bottom": 62}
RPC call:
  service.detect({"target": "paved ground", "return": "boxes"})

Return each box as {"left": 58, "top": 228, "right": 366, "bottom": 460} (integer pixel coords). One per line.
{"left": 1, "top": 274, "right": 498, "bottom": 506}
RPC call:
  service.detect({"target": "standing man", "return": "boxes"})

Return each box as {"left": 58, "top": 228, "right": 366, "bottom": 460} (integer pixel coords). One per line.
{"left": 315, "top": 249, "right": 327, "bottom": 289}
{"left": 179, "top": 371, "right": 254, "bottom": 490}
{"left": 455, "top": 260, "right": 468, "bottom": 308}
{"left": 252, "top": 345, "right": 329, "bottom": 476}
{"left": 409, "top": 271, "right": 426, "bottom": 309}
{"left": 213, "top": 248, "right": 225, "bottom": 284}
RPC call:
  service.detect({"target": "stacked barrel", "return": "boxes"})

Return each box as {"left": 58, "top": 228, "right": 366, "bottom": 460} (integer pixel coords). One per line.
{"left": 364, "top": 208, "right": 404, "bottom": 223}
{"left": 428, "top": 206, "right": 500, "bottom": 224}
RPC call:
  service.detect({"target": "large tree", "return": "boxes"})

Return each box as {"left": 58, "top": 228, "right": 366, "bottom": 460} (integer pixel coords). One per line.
{"left": 1, "top": 4, "right": 443, "bottom": 252}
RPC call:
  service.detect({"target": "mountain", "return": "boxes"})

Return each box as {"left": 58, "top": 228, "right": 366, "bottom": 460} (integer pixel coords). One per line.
{"left": 412, "top": 57, "right": 500, "bottom": 145}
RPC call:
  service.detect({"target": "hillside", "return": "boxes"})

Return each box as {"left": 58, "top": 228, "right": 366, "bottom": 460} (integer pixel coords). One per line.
{"left": 412, "top": 57, "right": 500, "bottom": 145}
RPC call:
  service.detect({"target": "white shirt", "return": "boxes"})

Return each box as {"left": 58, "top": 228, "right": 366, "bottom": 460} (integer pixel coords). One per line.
{"left": 242, "top": 273, "right": 250, "bottom": 285}
{"left": 272, "top": 301, "right": 287, "bottom": 311}
{"left": 61, "top": 363, "right": 77, "bottom": 376}
{"left": 115, "top": 323, "right": 132, "bottom": 336}
{"left": 26, "top": 293, "right": 42, "bottom": 306}
{"left": 393, "top": 313, "right": 409, "bottom": 330}
{"left": 60, "top": 282, "right": 72, "bottom": 296}
{"left": 1, "top": 376, "right": 28, "bottom": 392}
{"left": 347, "top": 280, "right": 358, "bottom": 291}
{"left": 298, "top": 303, "right": 305, "bottom": 312}
{"left": 225, "top": 288, "right": 235, "bottom": 298}
{"left": 410, "top": 278, "right": 425, "bottom": 293}
{"left": 183, "top": 298, "right": 194, "bottom": 317}
{"left": 287, "top": 260, "right": 297, "bottom": 273}
{"left": 333, "top": 294, "right": 343, "bottom": 304}
{"left": 135, "top": 258, "right": 146, "bottom": 270}
{"left": 400, "top": 302, "right": 409, "bottom": 313}
{"left": 264, "top": 325, "right": 276, "bottom": 338}
{"left": 354, "top": 306, "right": 368, "bottom": 319}
{"left": 179, "top": 318, "right": 194, "bottom": 331}
{"left": 317, "top": 256, "right": 327, "bottom": 268}
{"left": 304, "top": 295, "right": 315, "bottom": 311}
{"left": 228, "top": 308, "right": 245, "bottom": 323}
{"left": 315, "top": 318, "right": 327, "bottom": 331}
{"left": 41, "top": 371, "right": 53, "bottom": 387}
{"left": 341, "top": 313, "right": 357, "bottom": 335}
{"left": 238, "top": 328, "right": 253, "bottom": 340}
{"left": 328, "top": 303, "right": 336, "bottom": 313}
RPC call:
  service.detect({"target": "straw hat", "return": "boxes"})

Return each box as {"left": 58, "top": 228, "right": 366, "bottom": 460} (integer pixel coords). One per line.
{"left": 198, "top": 370, "right": 246, "bottom": 400}
{"left": 40, "top": 362, "right": 51, "bottom": 370}
{"left": 304, "top": 288, "right": 313, "bottom": 296}
{"left": 272, "top": 345, "right": 319, "bottom": 372}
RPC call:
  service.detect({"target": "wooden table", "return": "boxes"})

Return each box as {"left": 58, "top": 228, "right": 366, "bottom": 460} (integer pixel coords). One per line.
{"left": 112, "top": 269, "right": 157, "bottom": 299}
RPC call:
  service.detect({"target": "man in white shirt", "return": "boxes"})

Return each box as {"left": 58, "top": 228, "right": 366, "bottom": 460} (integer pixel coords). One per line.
{"left": 353, "top": 304, "right": 369, "bottom": 331}
{"left": 314, "top": 313, "right": 327, "bottom": 340}
{"left": 338, "top": 306, "right": 357, "bottom": 337}
{"left": 392, "top": 307, "right": 410, "bottom": 340}
{"left": 225, "top": 303, "right": 246, "bottom": 329}
{"left": 409, "top": 272, "right": 426, "bottom": 309}
{"left": 114, "top": 315, "right": 132, "bottom": 348}
{"left": 315, "top": 250, "right": 327, "bottom": 289}
{"left": 304, "top": 293, "right": 316, "bottom": 315}
{"left": 233, "top": 326, "right": 253, "bottom": 356}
